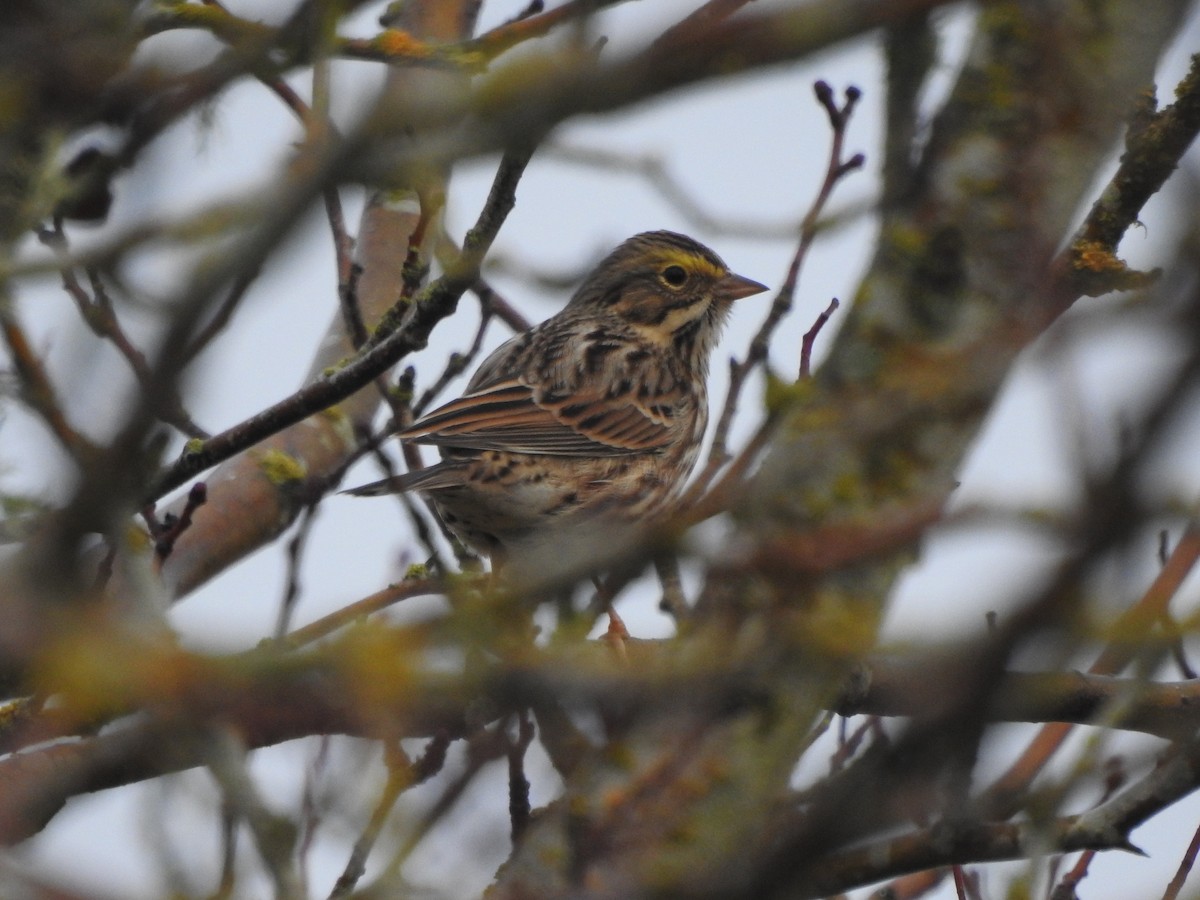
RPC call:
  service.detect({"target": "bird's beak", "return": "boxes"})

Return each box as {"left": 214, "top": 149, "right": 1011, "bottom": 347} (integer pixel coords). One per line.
{"left": 717, "top": 272, "right": 769, "bottom": 301}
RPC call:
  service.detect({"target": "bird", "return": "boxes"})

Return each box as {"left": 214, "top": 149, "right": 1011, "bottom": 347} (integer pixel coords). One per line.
{"left": 346, "top": 230, "right": 768, "bottom": 588}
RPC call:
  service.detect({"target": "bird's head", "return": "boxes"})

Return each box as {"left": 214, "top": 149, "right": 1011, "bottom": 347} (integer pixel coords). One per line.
{"left": 570, "top": 231, "right": 767, "bottom": 354}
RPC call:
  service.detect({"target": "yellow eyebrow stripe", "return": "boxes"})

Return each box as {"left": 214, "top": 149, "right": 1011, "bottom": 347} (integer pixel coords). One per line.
{"left": 654, "top": 248, "right": 725, "bottom": 279}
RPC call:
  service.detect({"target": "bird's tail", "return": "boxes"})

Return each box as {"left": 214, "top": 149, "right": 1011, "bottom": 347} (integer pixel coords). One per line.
{"left": 341, "top": 463, "right": 463, "bottom": 497}
{"left": 340, "top": 476, "right": 411, "bottom": 497}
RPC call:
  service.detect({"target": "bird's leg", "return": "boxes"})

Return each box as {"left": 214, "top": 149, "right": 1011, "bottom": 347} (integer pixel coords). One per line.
{"left": 654, "top": 555, "right": 687, "bottom": 621}
{"left": 487, "top": 546, "right": 507, "bottom": 593}
{"left": 592, "top": 575, "right": 629, "bottom": 663}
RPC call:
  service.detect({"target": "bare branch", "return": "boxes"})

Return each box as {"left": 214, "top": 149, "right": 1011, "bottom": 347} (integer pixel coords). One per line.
{"left": 148, "top": 143, "right": 537, "bottom": 502}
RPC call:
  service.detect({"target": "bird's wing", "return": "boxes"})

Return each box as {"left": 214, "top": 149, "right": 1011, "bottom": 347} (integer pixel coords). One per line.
{"left": 399, "top": 379, "right": 674, "bottom": 456}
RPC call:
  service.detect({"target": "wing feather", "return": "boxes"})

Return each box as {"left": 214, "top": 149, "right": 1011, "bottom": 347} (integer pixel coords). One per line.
{"left": 400, "top": 378, "right": 674, "bottom": 457}
{"left": 398, "top": 320, "right": 683, "bottom": 457}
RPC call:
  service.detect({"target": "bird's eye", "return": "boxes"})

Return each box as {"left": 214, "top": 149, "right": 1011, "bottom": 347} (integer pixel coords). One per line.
{"left": 662, "top": 265, "right": 688, "bottom": 287}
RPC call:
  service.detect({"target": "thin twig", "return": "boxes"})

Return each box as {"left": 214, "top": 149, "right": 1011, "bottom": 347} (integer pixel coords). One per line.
{"left": 369, "top": 723, "right": 511, "bottom": 890}
{"left": 1158, "top": 531, "right": 1197, "bottom": 679}
{"left": 337, "top": 261, "right": 369, "bottom": 349}
{"left": 688, "top": 81, "right": 863, "bottom": 499}
{"left": 246, "top": 57, "right": 364, "bottom": 349}
{"left": 1162, "top": 818, "right": 1200, "bottom": 900}
{"left": 362, "top": 434, "right": 455, "bottom": 574}
{"left": 800, "top": 297, "right": 840, "bottom": 378}
{"left": 281, "top": 578, "right": 445, "bottom": 648}
{"left": 0, "top": 306, "right": 97, "bottom": 462}
{"left": 204, "top": 727, "right": 303, "bottom": 900}
{"left": 328, "top": 734, "right": 450, "bottom": 899}
{"left": 457, "top": 0, "right": 626, "bottom": 61}
{"left": 828, "top": 716, "right": 879, "bottom": 775}
{"left": 350, "top": 366, "right": 458, "bottom": 573}
{"left": 1047, "top": 766, "right": 1124, "bottom": 899}
{"left": 951, "top": 866, "right": 969, "bottom": 900}
{"left": 654, "top": 555, "right": 688, "bottom": 620}
{"left": 37, "top": 222, "right": 209, "bottom": 437}
{"left": 148, "top": 142, "right": 537, "bottom": 502}
{"left": 275, "top": 502, "right": 320, "bottom": 639}
{"left": 652, "top": 0, "right": 757, "bottom": 47}
{"left": 296, "top": 735, "right": 332, "bottom": 889}
{"left": 181, "top": 271, "right": 259, "bottom": 364}
{"left": 413, "top": 308, "right": 493, "bottom": 415}
{"left": 508, "top": 712, "right": 536, "bottom": 841}
{"left": 472, "top": 274, "right": 533, "bottom": 333}
{"left": 142, "top": 482, "right": 208, "bottom": 561}
{"left": 982, "top": 520, "right": 1200, "bottom": 809}
{"left": 542, "top": 144, "right": 805, "bottom": 240}
{"left": 683, "top": 292, "right": 840, "bottom": 523}
{"left": 435, "top": 232, "right": 534, "bottom": 333}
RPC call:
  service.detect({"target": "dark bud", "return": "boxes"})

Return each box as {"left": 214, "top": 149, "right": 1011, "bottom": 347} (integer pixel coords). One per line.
{"left": 56, "top": 147, "right": 115, "bottom": 222}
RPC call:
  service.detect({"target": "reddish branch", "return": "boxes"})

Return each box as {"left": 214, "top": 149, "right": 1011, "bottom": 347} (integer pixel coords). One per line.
{"left": 412, "top": 308, "right": 493, "bottom": 415}
{"left": 800, "top": 297, "right": 839, "bottom": 378}
{"left": 142, "top": 482, "right": 208, "bottom": 561}
{"left": 690, "top": 80, "right": 862, "bottom": 500}
{"left": 652, "top": 0, "right": 758, "bottom": 48}
{"left": 981, "top": 522, "right": 1200, "bottom": 813}
{"left": 1163, "top": 819, "right": 1200, "bottom": 900}
{"left": 281, "top": 578, "right": 443, "bottom": 648}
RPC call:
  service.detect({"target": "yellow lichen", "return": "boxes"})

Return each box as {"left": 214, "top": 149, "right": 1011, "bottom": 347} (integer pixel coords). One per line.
{"left": 829, "top": 470, "right": 864, "bottom": 505}
{"left": 800, "top": 592, "right": 881, "bottom": 658}
{"left": 0, "top": 697, "right": 32, "bottom": 732}
{"left": 883, "top": 220, "right": 929, "bottom": 259}
{"left": 372, "top": 28, "right": 433, "bottom": 58}
{"left": 125, "top": 522, "right": 154, "bottom": 555}
{"left": 762, "top": 371, "right": 814, "bottom": 416}
{"left": 256, "top": 449, "right": 307, "bottom": 485}
{"left": 1069, "top": 239, "right": 1159, "bottom": 297}
{"left": 1073, "top": 239, "right": 1127, "bottom": 275}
